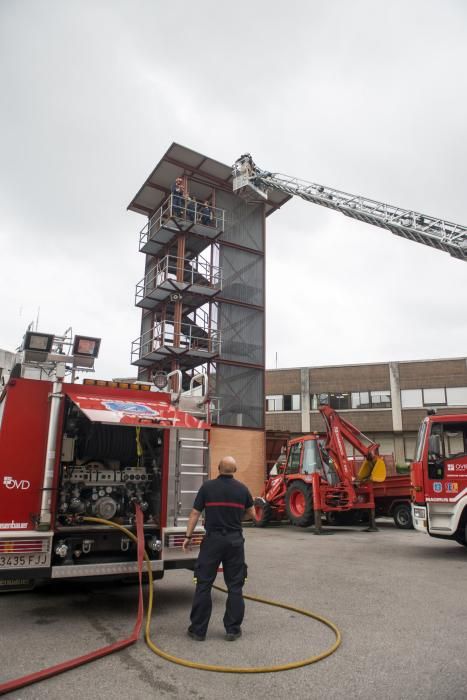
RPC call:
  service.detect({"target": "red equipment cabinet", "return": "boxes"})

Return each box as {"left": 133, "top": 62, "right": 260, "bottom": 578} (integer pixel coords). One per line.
{"left": 411, "top": 413, "right": 467, "bottom": 547}
{"left": 0, "top": 377, "right": 209, "bottom": 591}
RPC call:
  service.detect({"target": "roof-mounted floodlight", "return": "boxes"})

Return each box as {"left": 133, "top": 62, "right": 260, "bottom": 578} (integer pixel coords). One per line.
{"left": 22, "top": 331, "right": 55, "bottom": 362}
{"left": 72, "top": 335, "right": 101, "bottom": 369}
{"left": 152, "top": 370, "right": 168, "bottom": 390}
{"left": 73, "top": 335, "right": 101, "bottom": 358}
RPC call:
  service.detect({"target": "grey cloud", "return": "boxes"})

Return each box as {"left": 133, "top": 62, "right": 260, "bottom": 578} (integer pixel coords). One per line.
{"left": 1, "top": 0, "right": 467, "bottom": 379}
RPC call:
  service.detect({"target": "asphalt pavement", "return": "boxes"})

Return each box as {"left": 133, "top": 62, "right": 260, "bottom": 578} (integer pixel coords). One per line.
{"left": 1, "top": 520, "right": 466, "bottom": 700}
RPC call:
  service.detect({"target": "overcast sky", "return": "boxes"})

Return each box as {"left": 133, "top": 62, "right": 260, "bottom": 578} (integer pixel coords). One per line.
{"left": 1, "top": 0, "right": 467, "bottom": 379}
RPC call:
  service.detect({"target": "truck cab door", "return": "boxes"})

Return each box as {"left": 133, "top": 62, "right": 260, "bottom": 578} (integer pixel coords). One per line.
{"left": 284, "top": 441, "right": 303, "bottom": 483}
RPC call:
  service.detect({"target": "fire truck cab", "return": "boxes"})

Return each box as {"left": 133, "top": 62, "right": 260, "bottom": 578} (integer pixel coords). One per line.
{"left": 411, "top": 414, "right": 467, "bottom": 546}
{"left": 0, "top": 330, "right": 209, "bottom": 591}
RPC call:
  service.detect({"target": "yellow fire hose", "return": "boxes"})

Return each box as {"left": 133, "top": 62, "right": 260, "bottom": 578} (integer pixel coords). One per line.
{"left": 85, "top": 515, "right": 342, "bottom": 673}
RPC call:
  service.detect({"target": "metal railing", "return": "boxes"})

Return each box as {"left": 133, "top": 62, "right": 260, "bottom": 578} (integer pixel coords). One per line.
{"left": 184, "top": 305, "right": 210, "bottom": 331}
{"left": 135, "top": 255, "right": 222, "bottom": 304}
{"left": 139, "top": 194, "right": 225, "bottom": 252}
{"left": 131, "top": 321, "right": 221, "bottom": 364}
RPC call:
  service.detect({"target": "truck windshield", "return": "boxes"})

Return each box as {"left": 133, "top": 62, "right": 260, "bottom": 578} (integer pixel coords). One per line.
{"left": 429, "top": 421, "right": 467, "bottom": 459}
{"left": 414, "top": 421, "right": 427, "bottom": 462}
{"left": 286, "top": 442, "right": 302, "bottom": 473}
{"left": 302, "top": 440, "right": 321, "bottom": 474}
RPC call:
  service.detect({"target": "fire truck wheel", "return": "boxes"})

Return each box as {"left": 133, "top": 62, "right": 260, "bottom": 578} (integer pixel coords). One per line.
{"left": 285, "top": 482, "right": 314, "bottom": 527}
{"left": 392, "top": 503, "right": 413, "bottom": 529}
{"left": 253, "top": 497, "right": 272, "bottom": 527}
{"left": 455, "top": 523, "right": 467, "bottom": 546}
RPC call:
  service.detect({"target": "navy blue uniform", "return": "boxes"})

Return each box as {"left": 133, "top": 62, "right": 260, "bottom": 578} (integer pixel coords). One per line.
{"left": 189, "top": 474, "right": 253, "bottom": 637}
{"left": 171, "top": 182, "right": 184, "bottom": 217}
{"left": 200, "top": 205, "right": 212, "bottom": 226}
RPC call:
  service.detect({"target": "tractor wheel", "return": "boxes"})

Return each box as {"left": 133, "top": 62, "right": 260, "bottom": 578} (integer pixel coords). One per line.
{"left": 253, "top": 497, "right": 272, "bottom": 527}
{"left": 393, "top": 503, "right": 413, "bottom": 529}
{"left": 285, "top": 482, "right": 314, "bottom": 527}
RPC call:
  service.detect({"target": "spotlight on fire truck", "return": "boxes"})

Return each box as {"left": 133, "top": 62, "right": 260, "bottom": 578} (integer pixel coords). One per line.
{"left": 22, "top": 331, "right": 55, "bottom": 363}
{"left": 72, "top": 335, "right": 101, "bottom": 369}
{"left": 152, "top": 370, "right": 168, "bottom": 390}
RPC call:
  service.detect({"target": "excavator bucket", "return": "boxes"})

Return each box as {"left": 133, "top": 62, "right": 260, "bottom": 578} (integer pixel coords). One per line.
{"left": 357, "top": 457, "right": 387, "bottom": 482}
{"left": 370, "top": 457, "right": 386, "bottom": 483}
{"left": 357, "top": 459, "right": 372, "bottom": 480}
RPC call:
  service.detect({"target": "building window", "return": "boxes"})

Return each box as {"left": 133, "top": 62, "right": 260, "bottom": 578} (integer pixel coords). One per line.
{"left": 311, "top": 393, "right": 330, "bottom": 409}
{"left": 352, "top": 390, "right": 391, "bottom": 409}
{"left": 351, "top": 391, "right": 371, "bottom": 409}
{"left": 446, "top": 387, "right": 467, "bottom": 406}
{"left": 314, "top": 391, "right": 391, "bottom": 410}
{"left": 401, "top": 387, "right": 467, "bottom": 409}
{"left": 401, "top": 389, "right": 423, "bottom": 408}
{"left": 266, "top": 395, "right": 283, "bottom": 411}
{"left": 370, "top": 390, "right": 391, "bottom": 408}
{"left": 266, "top": 394, "right": 300, "bottom": 411}
{"left": 284, "top": 394, "right": 300, "bottom": 411}
{"left": 422, "top": 388, "right": 446, "bottom": 406}
{"left": 329, "top": 392, "right": 351, "bottom": 410}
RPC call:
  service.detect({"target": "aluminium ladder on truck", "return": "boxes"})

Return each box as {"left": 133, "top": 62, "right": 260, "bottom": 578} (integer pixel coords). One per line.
{"left": 167, "top": 428, "right": 209, "bottom": 527}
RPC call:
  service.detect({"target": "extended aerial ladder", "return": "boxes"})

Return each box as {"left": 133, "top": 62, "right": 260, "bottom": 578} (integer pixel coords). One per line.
{"left": 233, "top": 154, "right": 467, "bottom": 261}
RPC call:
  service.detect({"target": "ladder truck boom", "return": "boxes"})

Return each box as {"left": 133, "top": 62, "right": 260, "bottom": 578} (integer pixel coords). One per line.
{"left": 233, "top": 154, "right": 467, "bottom": 261}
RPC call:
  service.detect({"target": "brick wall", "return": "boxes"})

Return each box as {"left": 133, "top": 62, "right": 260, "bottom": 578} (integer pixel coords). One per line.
{"left": 209, "top": 427, "right": 265, "bottom": 497}
{"left": 265, "top": 412, "right": 301, "bottom": 432}
{"left": 265, "top": 368, "right": 301, "bottom": 394}
{"left": 309, "top": 364, "right": 390, "bottom": 392}
{"left": 308, "top": 410, "right": 392, "bottom": 433}
{"left": 398, "top": 358, "right": 467, "bottom": 389}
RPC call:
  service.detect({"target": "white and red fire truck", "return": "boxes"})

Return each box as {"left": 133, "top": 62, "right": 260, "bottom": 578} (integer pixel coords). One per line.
{"left": 0, "top": 329, "right": 209, "bottom": 591}
{"left": 411, "top": 412, "right": 467, "bottom": 547}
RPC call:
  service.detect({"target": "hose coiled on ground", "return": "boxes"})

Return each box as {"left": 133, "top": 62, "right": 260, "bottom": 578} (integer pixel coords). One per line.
{"left": 0, "top": 509, "right": 341, "bottom": 695}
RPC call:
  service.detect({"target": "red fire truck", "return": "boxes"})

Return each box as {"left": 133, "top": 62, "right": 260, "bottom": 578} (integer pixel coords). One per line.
{"left": 411, "top": 413, "right": 467, "bottom": 547}
{"left": 0, "top": 330, "right": 209, "bottom": 591}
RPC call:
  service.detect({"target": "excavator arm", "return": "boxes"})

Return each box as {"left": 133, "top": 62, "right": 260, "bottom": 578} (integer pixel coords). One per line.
{"left": 319, "top": 405, "right": 386, "bottom": 489}
{"left": 233, "top": 154, "right": 467, "bottom": 261}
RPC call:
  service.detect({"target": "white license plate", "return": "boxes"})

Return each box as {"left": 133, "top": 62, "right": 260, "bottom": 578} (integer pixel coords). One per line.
{"left": 0, "top": 553, "right": 49, "bottom": 569}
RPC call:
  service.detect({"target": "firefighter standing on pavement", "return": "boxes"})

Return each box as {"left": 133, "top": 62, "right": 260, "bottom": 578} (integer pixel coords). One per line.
{"left": 182, "top": 456, "right": 256, "bottom": 642}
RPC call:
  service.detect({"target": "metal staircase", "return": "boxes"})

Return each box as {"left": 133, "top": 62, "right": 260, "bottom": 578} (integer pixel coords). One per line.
{"left": 131, "top": 192, "right": 225, "bottom": 387}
